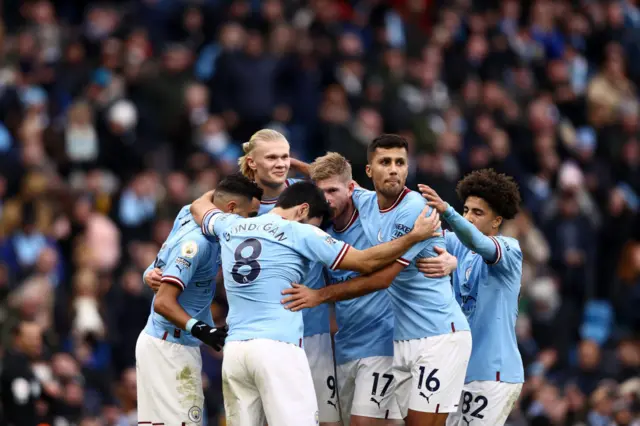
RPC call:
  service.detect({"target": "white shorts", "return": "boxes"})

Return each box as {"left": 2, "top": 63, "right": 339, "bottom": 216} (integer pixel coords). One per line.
{"left": 446, "top": 381, "right": 523, "bottom": 426}
{"left": 304, "top": 333, "right": 340, "bottom": 423}
{"left": 336, "top": 356, "right": 402, "bottom": 424}
{"left": 222, "top": 339, "right": 318, "bottom": 426}
{"left": 394, "top": 331, "right": 472, "bottom": 417}
{"left": 135, "top": 332, "right": 204, "bottom": 425}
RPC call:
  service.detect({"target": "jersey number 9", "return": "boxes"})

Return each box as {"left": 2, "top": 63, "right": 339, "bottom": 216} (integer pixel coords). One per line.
{"left": 232, "top": 238, "right": 262, "bottom": 284}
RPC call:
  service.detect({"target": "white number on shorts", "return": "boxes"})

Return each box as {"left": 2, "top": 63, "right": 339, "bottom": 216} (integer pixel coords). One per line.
{"left": 326, "top": 375, "right": 337, "bottom": 398}
{"left": 417, "top": 367, "right": 440, "bottom": 392}
{"left": 462, "top": 392, "right": 488, "bottom": 419}
{"left": 371, "top": 372, "right": 393, "bottom": 396}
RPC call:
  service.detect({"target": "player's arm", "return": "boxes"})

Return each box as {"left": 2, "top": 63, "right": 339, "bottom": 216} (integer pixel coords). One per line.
{"left": 153, "top": 239, "right": 227, "bottom": 350}
{"left": 282, "top": 262, "right": 405, "bottom": 310}
{"left": 418, "top": 184, "right": 499, "bottom": 264}
{"left": 416, "top": 232, "right": 458, "bottom": 278}
{"left": 142, "top": 262, "right": 162, "bottom": 293}
{"left": 290, "top": 158, "right": 310, "bottom": 177}
{"left": 189, "top": 190, "right": 216, "bottom": 226}
{"left": 337, "top": 205, "right": 441, "bottom": 274}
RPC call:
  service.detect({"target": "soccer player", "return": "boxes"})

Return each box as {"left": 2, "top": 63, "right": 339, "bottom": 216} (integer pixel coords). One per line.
{"left": 416, "top": 170, "right": 524, "bottom": 426}
{"left": 309, "top": 152, "right": 403, "bottom": 425}
{"left": 238, "top": 128, "right": 340, "bottom": 425}
{"left": 190, "top": 181, "right": 441, "bottom": 426}
{"left": 282, "top": 134, "right": 471, "bottom": 426}
{"left": 136, "top": 173, "right": 263, "bottom": 426}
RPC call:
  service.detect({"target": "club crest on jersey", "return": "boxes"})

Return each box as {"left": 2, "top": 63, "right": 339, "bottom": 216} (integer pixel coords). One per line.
{"left": 181, "top": 241, "right": 198, "bottom": 258}
{"left": 465, "top": 267, "right": 472, "bottom": 281}
{"left": 188, "top": 406, "right": 202, "bottom": 422}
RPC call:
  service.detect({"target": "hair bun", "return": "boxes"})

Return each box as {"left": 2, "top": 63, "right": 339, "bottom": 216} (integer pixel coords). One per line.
{"left": 242, "top": 142, "right": 251, "bottom": 153}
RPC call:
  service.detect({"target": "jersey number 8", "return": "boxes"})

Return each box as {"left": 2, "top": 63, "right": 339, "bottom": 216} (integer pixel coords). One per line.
{"left": 232, "top": 238, "right": 262, "bottom": 284}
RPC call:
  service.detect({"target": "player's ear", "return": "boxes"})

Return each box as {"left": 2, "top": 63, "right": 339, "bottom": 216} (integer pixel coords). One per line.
{"left": 493, "top": 216, "right": 503, "bottom": 229}
{"left": 297, "top": 203, "right": 310, "bottom": 220}
{"left": 227, "top": 200, "right": 238, "bottom": 214}
{"left": 365, "top": 164, "right": 372, "bottom": 178}
{"left": 247, "top": 155, "right": 257, "bottom": 171}
{"left": 347, "top": 180, "right": 355, "bottom": 196}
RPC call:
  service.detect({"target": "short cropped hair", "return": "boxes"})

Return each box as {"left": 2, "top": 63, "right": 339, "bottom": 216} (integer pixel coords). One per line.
{"left": 216, "top": 172, "right": 264, "bottom": 201}
{"left": 456, "top": 169, "right": 521, "bottom": 220}
{"left": 367, "top": 134, "right": 409, "bottom": 161}
{"left": 238, "top": 129, "right": 287, "bottom": 180}
{"left": 276, "top": 181, "right": 331, "bottom": 223}
{"left": 309, "top": 152, "right": 353, "bottom": 183}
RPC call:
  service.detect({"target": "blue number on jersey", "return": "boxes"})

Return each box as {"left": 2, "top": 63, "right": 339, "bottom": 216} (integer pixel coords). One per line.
{"left": 254, "top": 178, "right": 330, "bottom": 338}
{"left": 202, "top": 211, "right": 350, "bottom": 345}
{"left": 142, "top": 205, "right": 219, "bottom": 346}
{"left": 352, "top": 187, "right": 470, "bottom": 341}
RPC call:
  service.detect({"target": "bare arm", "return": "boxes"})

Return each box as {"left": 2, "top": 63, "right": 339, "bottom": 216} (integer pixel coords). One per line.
{"left": 290, "top": 158, "right": 310, "bottom": 177}
{"left": 153, "top": 283, "right": 191, "bottom": 329}
{"left": 282, "top": 262, "right": 405, "bottom": 310}
{"left": 189, "top": 190, "right": 216, "bottom": 225}
{"left": 337, "top": 206, "right": 441, "bottom": 274}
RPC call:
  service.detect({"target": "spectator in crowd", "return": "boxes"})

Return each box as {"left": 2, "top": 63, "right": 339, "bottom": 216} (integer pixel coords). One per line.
{"left": 0, "top": 0, "right": 639, "bottom": 424}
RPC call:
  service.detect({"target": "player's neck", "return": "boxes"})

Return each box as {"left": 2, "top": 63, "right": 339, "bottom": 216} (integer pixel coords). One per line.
{"left": 270, "top": 207, "right": 291, "bottom": 220}
{"left": 376, "top": 190, "right": 401, "bottom": 211}
{"left": 259, "top": 181, "right": 286, "bottom": 200}
{"left": 333, "top": 202, "right": 355, "bottom": 230}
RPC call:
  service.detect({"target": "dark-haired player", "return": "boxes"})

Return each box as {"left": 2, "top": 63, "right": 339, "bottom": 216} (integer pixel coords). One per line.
{"left": 191, "top": 181, "right": 440, "bottom": 426}
{"left": 136, "top": 172, "right": 264, "bottom": 426}
{"left": 283, "top": 135, "right": 471, "bottom": 426}
{"left": 417, "top": 169, "right": 524, "bottom": 426}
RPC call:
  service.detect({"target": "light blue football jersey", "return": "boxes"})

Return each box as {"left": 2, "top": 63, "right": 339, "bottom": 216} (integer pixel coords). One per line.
{"left": 142, "top": 206, "right": 218, "bottom": 346}
{"left": 257, "top": 178, "right": 299, "bottom": 216}
{"left": 201, "top": 210, "right": 350, "bottom": 346}
{"left": 257, "top": 178, "right": 329, "bottom": 338}
{"left": 443, "top": 206, "right": 524, "bottom": 383}
{"left": 352, "top": 187, "right": 469, "bottom": 341}
{"left": 326, "top": 209, "right": 394, "bottom": 365}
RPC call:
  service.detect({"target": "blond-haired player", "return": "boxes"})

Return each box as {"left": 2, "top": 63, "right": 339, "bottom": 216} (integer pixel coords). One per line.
{"left": 308, "top": 152, "right": 404, "bottom": 426}
{"left": 237, "top": 129, "right": 342, "bottom": 425}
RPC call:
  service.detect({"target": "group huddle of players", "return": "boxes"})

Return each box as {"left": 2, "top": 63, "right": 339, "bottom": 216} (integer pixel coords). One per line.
{"left": 135, "top": 129, "right": 525, "bottom": 426}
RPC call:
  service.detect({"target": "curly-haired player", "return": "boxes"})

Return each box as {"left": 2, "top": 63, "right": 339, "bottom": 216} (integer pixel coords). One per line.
{"left": 416, "top": 169, "right": 524, "bottom": 426}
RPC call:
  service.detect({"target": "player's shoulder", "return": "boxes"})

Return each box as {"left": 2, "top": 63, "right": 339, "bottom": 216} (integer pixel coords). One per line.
{"left": 175, "top": 230, "right": 212, "bottom": 257}
{"left": 395, "top": 189, "right": 427, "bottom": 218}
{"left": 287, "top": 177, "right": 304, "bottom": 186}
{"left": 494, "top": 235, "right": 522, "bottom": 256}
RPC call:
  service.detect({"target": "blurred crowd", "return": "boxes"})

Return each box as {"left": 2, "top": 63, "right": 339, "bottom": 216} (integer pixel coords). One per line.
{"left": 0, "top": 0, "right": 639, "bottom": 425}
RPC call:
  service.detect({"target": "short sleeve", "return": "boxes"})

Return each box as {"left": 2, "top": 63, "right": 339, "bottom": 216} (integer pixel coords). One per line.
{"left": 294, "top": 223, "right": 351, "bottom": 270}
{"left": 444, "top": 230, "right": 463, "bottom": 257}
{"left": 486, "top": 236, "right": 522, "bottom": 271}
{"left": 201, "top": 209, "right": 239, "bottom": 238}
{"left": 161, "top": 237, "right": 210, "bottom": 291}
{"left": 351, "top": 187, "right": 375, "bottom": 212}
{"left": 392, "top": 203, "right": 444, "bottom": 266}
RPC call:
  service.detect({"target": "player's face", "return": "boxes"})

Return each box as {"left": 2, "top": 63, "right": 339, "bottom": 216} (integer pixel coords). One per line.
{"left": 366, "top": 147, "right": 408, "bottom": 198}
{"left": 249, "top": 139, "right": 291, "bottom": 188}
{"left": 316, "top": 177, "right": 354, "bottom": 219}
{"left": 463, "top": 196, "right": 502, "bottom": 236}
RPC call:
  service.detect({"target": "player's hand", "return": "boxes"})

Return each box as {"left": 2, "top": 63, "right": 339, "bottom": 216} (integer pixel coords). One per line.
{"left": 190, "top": 322, "right": 228, "bottom": 351}
{"left": 281, "top": 283, "right": 322, "bottom": 311}
{"left": 144, "top": 268, "right": 163, "bottom": 293}
{"left": 416, "top": 246, "right": 457, "bottom": 278}
{"left": 410, "top": 205, "right": 441, "bottom": 241}
{"left": 417, "top": 184, "right": 449, "bottom": 214}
